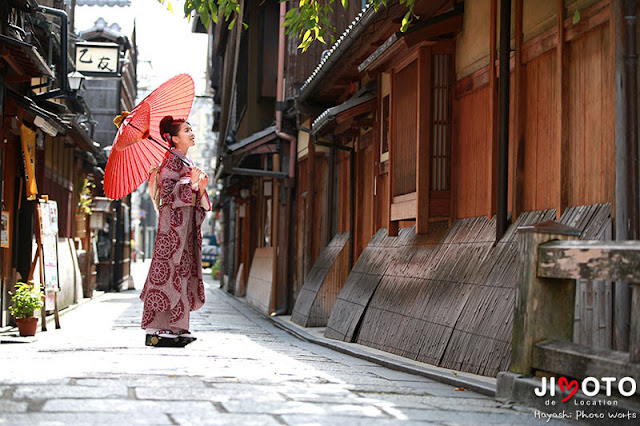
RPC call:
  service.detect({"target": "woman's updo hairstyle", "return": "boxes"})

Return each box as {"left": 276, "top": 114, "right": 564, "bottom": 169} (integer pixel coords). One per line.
{"left": 159, "top": 115, "right": 186, "bottom": 147}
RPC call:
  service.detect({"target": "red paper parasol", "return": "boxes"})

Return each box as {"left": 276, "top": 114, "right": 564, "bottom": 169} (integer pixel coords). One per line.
{"left": 103, "top": 74, "right": 194, "bottom": 199}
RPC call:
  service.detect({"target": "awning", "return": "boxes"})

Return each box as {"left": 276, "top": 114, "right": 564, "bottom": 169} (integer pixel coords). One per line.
{"left": 76, "top": 0, "right": 131, "bottom": 6}
{"left": 6, "top": 87, "right": 67, "bottom": 136}
{"left": 312, "top": 88, "right": 376, "bottom": 136}
{"left": 227, "top": 125, "right": 278, "bottom": 155}
{"left": 216, "top": 125, "right": 285, "bottom": 180}
{"left": 0, "top": 34, "right": 54, "bottom": 80}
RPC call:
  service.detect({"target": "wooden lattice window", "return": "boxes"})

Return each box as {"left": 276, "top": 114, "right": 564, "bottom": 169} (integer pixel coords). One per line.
{"left": 388, "top": 44, "right": 453, "bottom": 235}
{"left": 431, "top": 53, "right": 451, "bottom": 192}
{"left": 392, "top": 59, "right": 418, "bottom": 197}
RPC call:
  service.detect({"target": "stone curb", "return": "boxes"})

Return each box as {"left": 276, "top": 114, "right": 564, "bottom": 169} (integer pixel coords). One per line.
{"left": 210, "top": 285, "right": 497, "bottom": 398}
{"left": 270, "top": 315, "right": 497, "bottom": 398}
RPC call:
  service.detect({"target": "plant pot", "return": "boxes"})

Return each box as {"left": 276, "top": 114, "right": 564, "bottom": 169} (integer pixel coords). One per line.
{"left": 215, "top": 270, "right": 220, "bottom": 280}
{"left": 16, "top": 317, "right": 38, "bottom": 337}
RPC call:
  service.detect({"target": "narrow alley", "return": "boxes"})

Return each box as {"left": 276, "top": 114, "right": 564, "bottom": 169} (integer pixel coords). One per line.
{"left": 0, "top": 261, "right": 569, "bottom": 425}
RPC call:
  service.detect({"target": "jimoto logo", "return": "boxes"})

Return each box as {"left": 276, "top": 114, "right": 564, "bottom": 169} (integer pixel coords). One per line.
{"left": 534, "top": 377, "right": 637, "bottom": 402}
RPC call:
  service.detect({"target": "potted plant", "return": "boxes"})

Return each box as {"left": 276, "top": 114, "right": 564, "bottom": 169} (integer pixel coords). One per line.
{"left": 211, "top": 258, "right": 221, "bottom": 281}
{"left": 9, "top": 281, "right": 44, "bottom": 336}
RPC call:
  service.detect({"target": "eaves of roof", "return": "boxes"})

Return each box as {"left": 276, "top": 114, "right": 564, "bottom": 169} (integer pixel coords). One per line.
{"left": 6, "top": 87, "right": 67, "bottom": 134}
{"left": 298, "top": 3, "right": 381, "bottom": 104}
{"left": 0, "top": 34, "right": 54, "bottom": 78}
{"left": 358, "top": 2, "right": 464, "bottom": 73}
{"left": 76, "top": 0, "right": 132, "bottom": 6}
{"left": 227, "top": 125, "right": 277, "bottom": 153}
{"left": 312, "top": 90, "right": 376, "bottom": 136}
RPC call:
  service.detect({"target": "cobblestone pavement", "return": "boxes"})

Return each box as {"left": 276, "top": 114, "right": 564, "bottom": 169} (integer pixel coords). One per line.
{"left": 0, "top": 261, "right": 572, "bottom": 425}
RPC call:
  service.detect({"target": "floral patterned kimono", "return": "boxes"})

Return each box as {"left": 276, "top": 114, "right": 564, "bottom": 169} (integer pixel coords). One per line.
{"left": 140, "top": 148, "right": 211, "bottom": 332}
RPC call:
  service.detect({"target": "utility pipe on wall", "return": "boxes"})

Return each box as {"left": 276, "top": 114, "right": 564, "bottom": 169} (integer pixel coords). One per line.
{"left": 273, "top": 0, "right": 297, "bottom": 315}
{"left": 496, "top": 0, "right": 511, "bottom": 243}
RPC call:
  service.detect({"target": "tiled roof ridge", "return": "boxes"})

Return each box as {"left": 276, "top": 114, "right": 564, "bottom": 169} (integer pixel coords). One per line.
{"left": 298, "top": 2, "right": 378, "bottom": 101}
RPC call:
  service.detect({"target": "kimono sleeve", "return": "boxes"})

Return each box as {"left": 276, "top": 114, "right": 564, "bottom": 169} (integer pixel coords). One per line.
{"left": 199, "top": 189, "right": 212, "bottom": 211}
{"left": 159, "top": 155, "right": 197, "bottom": 209}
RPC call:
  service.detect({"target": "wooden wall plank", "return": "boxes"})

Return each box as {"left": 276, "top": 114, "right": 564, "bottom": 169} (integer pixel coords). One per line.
{"left": 416, "top": 47, "right": 431, "bottom": 234}
{"left": 246, "top": 247, "right": 275, "bottom": 315}
{"left": 454, "top": 86, "right": 490, "bottom": 218}
{"left": 292, "top": 233, "right": 350, "bottom": 327}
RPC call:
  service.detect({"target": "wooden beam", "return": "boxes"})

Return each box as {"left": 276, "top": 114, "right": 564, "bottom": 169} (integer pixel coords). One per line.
{"left": 335, "top": 99, "right": 377, "bottom": 124}
{"left": 391, "top": 198, "right": 417, "bottom": 221}
{"left": 402, "top": 15, "right": 464, "bottom": 47}
{"left": 387, "top": 64, "right": 398, "bottom": 236}
{"left": 532, "top": 339, "right": 640, "bottom": 381}
{"left": 537, "top": 240, "right": 640, "bottom": 282}
{"left": 632, "top": 284, "right": 640, "bottom": 362}
{"left": 270, "top": 154, "right": 280, "bottom": 314}
{"left": 416, "top": 46, "right": 431, "bottom": 234}
{"left": 305, "top": 136, "right": 316, "bottom": 278}
{"left": 510, "top": 223, "right": 579, "bottom": 375}
{"left": 556, "top": 0, "right": 570, "bottom": 219}
{"left": 393, "top": 192, "right": 416, "bottom": 204}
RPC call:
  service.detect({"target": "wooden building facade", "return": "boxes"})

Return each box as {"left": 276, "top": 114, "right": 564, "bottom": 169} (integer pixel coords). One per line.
{"left": 211, "top": 0, "right": 637, "bottom": 377}
{"left": 211, "top": 0, "right": 363, "bottom": 315}
{"left": 291, "top": 0, "right": 634, "bottom": 377}
{"left": 0, "top": 0, "right": 137, "bottom": 327}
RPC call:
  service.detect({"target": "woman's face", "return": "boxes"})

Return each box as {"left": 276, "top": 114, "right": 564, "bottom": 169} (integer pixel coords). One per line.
{"left": 172, "top": 122, "right": 195, "bottom": 153}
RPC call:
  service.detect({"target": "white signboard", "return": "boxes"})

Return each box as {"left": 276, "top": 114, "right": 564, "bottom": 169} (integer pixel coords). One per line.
{"left": 75, "top": 42, "right": 120, "bottom": 75}
{"left": 38, "top": 200, "right": 60, "bottom": 308}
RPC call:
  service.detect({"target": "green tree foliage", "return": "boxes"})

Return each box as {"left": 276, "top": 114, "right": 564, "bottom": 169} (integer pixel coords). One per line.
{"left": 159, "top": 0, "right": 416, "bottom": 52}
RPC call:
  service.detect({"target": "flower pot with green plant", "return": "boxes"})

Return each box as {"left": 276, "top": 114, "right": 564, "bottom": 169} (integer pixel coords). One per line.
{"left": 9, "top": 281, "right": 44, "bottom": 336}
{"left": 211, "top": 258, "right": 221, "bottom": 281}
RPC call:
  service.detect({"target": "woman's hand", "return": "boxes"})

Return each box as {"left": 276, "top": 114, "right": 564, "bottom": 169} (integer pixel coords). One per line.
{"left": 198, "top": 173, "right": 209, "bottom": 196}
{"left": 191, "top": 166, "right": 203, "bottom": 185}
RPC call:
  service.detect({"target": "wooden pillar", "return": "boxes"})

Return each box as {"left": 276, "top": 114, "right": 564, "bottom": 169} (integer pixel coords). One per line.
{"left": 630, "top": 283, "right": 640, "bottom": 362}
{"left": 305, "top": 137, "right": 315, "bottom": 277}
{"left": 270, "top": 155, "right": 280, "bottom": 314}
{"left": 488, "top": 0, "right": 498, "bottom": 220}
{"left": 512, "top": 0, "right": 525, "bottom": 220}
{"left": 555, "top": 0, "right": 569, "bottom": 219}
{"left": 416, "top": 47, "right": 431, "bottom": 235}
{"left": 510, "top": 221, "right": 580, "bottom": 375}
{"left": 387, "top": 67, "right": 398, "bottom": 237}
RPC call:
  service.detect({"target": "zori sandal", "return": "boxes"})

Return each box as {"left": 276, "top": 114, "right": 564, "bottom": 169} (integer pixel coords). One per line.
{"left": 176, "top": 330, "right": 197, "bottom": 346}
{"left": 145, "top": 330, "right": 189, "bottom": 347}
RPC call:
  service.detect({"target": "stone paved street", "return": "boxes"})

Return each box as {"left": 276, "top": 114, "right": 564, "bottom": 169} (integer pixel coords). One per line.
{"left": 0, "top": 261, "right": 572, "bottom": 425}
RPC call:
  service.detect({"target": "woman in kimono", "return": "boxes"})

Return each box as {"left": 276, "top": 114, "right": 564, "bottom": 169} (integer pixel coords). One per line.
{"left": 141, "top": 115, "right": 210, "bottom": 347}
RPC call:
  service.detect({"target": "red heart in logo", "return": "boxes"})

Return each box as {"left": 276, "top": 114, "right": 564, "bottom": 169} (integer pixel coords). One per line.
{"left": 558, "top": 377, "right": 579, "bottom": 402}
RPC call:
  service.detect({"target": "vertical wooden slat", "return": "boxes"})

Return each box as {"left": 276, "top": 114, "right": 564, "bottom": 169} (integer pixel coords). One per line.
{"left": 630, "top": 283, "right": 640, "bottom": 362}
{"left": 388, "top": 67, "right": 398, "bottom": 236}
{"left": 305, "top": 137, "right": 316, "bottom": 277}
{"left": 416, "top": 47, "right": 431, "bottom": 234}
{"left": 374, "top": 76, "right": 382, "bottom": 235}
{"left": 270, "top": 155, "right": 280, "bottom": 314}
{"left": 511, "top": 0, "right": 525, "bottom": 220}
{"left": 488, "top": 0, "right": 498, "bottom": 220}
{"left": 556, "top": 0, "right": 569, "bottom": 217}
